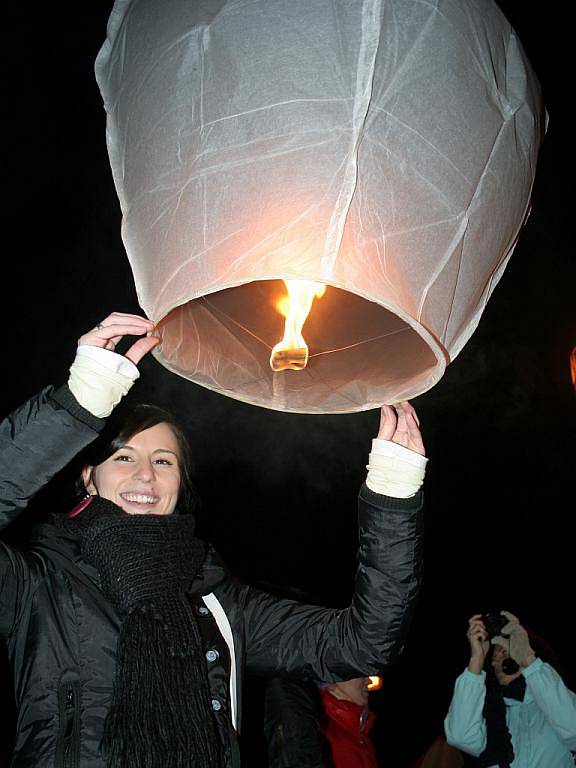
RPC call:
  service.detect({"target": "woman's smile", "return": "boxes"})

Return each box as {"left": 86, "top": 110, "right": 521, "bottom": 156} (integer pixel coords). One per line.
{"left": 83, "top": 423, "right": 181, "bottom": 516}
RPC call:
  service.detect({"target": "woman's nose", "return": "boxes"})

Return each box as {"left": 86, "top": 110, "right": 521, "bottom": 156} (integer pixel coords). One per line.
{"left": 134, "top": 460, "right": 156, "bottom": 482}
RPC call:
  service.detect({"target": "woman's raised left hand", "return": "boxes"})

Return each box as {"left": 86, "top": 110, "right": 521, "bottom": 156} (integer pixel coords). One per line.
{"left": 377, "top": 401, "right": 425, "bottom": 456}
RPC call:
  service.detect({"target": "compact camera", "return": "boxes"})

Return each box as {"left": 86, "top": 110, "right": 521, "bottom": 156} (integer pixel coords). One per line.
{"left": 482, "top": 612, "right": 509, "bottom": 639}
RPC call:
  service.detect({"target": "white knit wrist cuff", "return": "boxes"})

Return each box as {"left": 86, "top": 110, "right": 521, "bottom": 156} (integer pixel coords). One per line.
{"left": 68, "top": 346, "right": 139, "bottom": 418}
{"left": 365, "top": 443, "right": 427, "bottom": 498}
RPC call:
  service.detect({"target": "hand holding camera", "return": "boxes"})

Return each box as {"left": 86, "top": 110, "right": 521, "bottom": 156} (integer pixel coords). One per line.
{"left": 490, "top": 610, "right": 536, "bottom": 669}
{"left": 466, "top": 611, "right": 537, "bottom": 676}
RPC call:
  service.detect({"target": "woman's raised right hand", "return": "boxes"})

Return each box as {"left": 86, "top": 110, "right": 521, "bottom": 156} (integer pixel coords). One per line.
{"left": 77, "top": 312, "right": 160, "bottom": 365}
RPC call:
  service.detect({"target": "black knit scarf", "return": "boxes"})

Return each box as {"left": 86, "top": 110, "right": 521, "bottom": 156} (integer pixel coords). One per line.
{"left": 65, "top": 496, "right": 224, "bottom": 768}
{"left": 478, "top": 675, "right": 526, "bottom": 768}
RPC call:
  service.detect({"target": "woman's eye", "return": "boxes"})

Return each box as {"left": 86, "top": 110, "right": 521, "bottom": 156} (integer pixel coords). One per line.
{"left": 154, "top": 458, "right": 173, "bottom": 466}
{"left": 113, "top": 454, "right": 133, "bottom": 462}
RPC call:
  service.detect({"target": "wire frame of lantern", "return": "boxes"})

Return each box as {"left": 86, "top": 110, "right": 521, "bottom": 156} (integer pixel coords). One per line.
{"left": 96, "top": 0, "right": 545, "bottom": 413}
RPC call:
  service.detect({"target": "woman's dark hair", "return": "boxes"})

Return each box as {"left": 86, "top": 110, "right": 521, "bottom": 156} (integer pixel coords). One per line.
{"left": 78, "top": 403, "right": 199, "bottom": 515}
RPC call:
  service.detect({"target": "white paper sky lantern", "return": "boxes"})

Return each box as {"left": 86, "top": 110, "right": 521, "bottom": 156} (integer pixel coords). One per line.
{"left": 96, "top": 0, "right": 544, "bottom": 413}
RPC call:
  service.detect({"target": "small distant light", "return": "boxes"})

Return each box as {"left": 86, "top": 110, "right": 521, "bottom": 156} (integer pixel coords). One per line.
{"left": 367, "top": 676, "right": 382, "bottom": 691}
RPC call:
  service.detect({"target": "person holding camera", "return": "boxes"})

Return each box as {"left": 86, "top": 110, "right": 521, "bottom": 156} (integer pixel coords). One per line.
{"left": 444, "top": 611, "right": 576, "bottom": 768}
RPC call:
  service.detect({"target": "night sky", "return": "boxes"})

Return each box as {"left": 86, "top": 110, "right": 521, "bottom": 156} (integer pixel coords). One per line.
{"left": 2, "top": 2, "right": 574, "bottom": 765}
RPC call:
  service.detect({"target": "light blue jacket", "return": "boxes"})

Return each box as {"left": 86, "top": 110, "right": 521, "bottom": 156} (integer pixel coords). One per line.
{"left": 444, "top": 658, "right": 576, "bottom": 768}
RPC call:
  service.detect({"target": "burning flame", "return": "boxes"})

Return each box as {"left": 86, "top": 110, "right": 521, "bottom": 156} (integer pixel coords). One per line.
{"left": 367, "top": 676, "right": 382, "bottom": 691}
{"left": 571, "top": 347, "right": 576, "bottom": 392}
{"left": 270, "top": 280, "right": 326, "bottom": 371}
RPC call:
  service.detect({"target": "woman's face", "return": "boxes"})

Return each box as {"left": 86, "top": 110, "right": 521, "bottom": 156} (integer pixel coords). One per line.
{"left": 83, "top": 423, "right": 181, "bottom": 516}
{"left": 491, "top": 643, "right": 523, "bottom": 686}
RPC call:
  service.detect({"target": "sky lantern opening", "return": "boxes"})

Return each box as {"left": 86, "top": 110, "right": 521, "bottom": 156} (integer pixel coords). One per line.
{"left": 96, "top": 0, "right": 545, "bottom": 413}
{"left": 155, "top": 282, "right": 439, "bottom": 411}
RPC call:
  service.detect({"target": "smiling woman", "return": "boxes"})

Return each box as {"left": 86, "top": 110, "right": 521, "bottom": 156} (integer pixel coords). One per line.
{"left": 84, "top": 423, "right": 180, "bottom": 515}
{"left": 80, "top": 406, "right": 195, "bottom": 516}
{"left": 0, "top": 311, "right": 427, "bottom": 768}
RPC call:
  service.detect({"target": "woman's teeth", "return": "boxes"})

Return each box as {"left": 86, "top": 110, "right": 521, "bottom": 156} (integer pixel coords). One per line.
{"left": 121, "top": 493, "right": 159, "bottom": 504}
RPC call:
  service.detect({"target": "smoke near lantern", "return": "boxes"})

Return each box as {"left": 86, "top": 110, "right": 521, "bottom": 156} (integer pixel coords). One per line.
{"left": 96, "top": 0, "right": 545, "bottom": 413}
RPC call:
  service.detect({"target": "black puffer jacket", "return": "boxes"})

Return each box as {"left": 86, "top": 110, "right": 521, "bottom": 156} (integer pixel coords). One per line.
{"left": 0, "top": 386, "right": 424, "bottom": 767}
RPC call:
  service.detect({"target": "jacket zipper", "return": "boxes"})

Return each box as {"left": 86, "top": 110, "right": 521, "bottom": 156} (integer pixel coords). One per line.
{"left": 56, "top": 681, "right": 80, "bottom": 768}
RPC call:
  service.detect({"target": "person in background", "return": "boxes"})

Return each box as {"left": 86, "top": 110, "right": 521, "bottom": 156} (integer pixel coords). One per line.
{"left": 1, "top": 311, "right": 426, "bottom": 768}
{"left": 444, "top": 611, "right": 576, "bottom": 768}
{"left": 264, "top": 674, "right": 380, "bottom": 768}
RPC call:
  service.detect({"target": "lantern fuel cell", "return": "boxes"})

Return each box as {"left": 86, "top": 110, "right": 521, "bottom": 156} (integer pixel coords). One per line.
{"left": 96, "top": 0, "right": 545, "bottom": 413}
{"left": 270, "top": 347, "right": 309, "bottom": 373}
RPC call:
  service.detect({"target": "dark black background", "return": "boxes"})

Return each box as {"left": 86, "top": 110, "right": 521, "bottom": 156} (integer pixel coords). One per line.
{"left": 1, "top": 2, "right": 573, "bottom": 765}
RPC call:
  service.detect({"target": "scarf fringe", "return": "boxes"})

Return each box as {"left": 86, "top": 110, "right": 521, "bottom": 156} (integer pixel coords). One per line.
{"left": 102, "top": 603, "right": 223, "bottom": 768}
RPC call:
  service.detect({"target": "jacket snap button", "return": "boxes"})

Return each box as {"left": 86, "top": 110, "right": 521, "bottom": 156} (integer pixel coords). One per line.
{"left": 211, "top": 698, "right": 222, "bottom": 712}
{"left": 206, "top": 649, "right": 219, "bottom": 663}
{"left": 197, "top": 605, "right": 210, "bottom": 616}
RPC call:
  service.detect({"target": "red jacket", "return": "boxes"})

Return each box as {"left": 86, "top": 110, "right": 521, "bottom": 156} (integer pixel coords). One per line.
{"left": 320, "top": 689, "right": 378, "bottom": 768}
